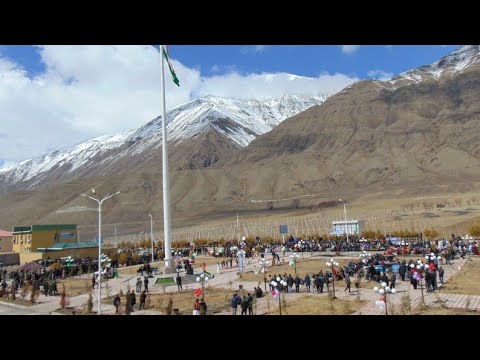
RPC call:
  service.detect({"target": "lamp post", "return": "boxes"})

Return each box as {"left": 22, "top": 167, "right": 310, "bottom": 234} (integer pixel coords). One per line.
{"left": 298, "top": 240, "right": 306, "bottom": 258}
{"left": 270, "top": 277, "right": 287, "bottom": 315}
{"left": 339, "top": 199, "right": 349, "bottom": 243}
{"left": 289, "top": 253, "right": 300, "bottom": 275}
{"left": 234, "top": 210, "right": 239, "bottom": 244}
{"left": 113, "top": 224, "right": 117, "bottom": 248}
{"left": 148, "top": 214, "right": 154, "bottom": 264}
{"left": 373, "top": 281, "right": 397, "bottom": 315}
{"left": 196, "top": 272, "right": 209, "bottom": 296}
{"left": 237, "top": 249, "right": 246, "bottom": 274}
{"left": 259, "top": 257, "right": 270, "bottom": 292}
{"left": 325, "top": 258, "right": 339, "bottom": 299}
{"left": 411, "top": 260, "right": 429, "bottom": 305}
{"left": 81, "top": 189, "right": 120, "bottom": 315}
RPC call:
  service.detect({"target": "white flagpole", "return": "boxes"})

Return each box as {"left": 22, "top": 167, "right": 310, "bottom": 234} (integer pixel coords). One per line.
{"left": 160, "top": 45, "right": 173, "bottom": 271}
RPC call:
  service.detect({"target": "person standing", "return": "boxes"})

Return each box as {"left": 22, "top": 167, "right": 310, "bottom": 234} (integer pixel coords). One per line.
{"left": 216, "top": 262, "right": 220, "bottom": 274}
{"left": 199, "top": 298, "right": 207, "bottom": 315}
{"left": 130, "top": 291, "right": 137, "bottom": 311}
{"left": 139, "top": 290, "right": 147, "bottom": 310}
{"left": 113, "top": 294, "right": 121, "bottom": 313}
{"left": 304, "top": 274, "right": 311, "bottom": 293}
{"left": 438, "top": 266, "right": 445, "bottom": 284}
{"left": 144, "top": 277, "right": 149, "bottom": 292}
{"left": 125, "top": 291, "right": 132, "bottom": 315}
{"left": 193, "top": 298, "right": 201, "bottom": 315}
{"left": 240, "top": 295, "right": 248, "bottom": 315}
{"left": 92, "top": 274, "right": 96, "bottom": 289}
{"left": 231, "top": 293, "right": 240, "bottom": 315}
{"left": 176, "top": 273, "right": 182, "bottom": 292}
{"left": 247, "top": 293, "right": 254, "bottom": 315}
{"left": 344, "top": 273, "right": 351, "bottom": 293}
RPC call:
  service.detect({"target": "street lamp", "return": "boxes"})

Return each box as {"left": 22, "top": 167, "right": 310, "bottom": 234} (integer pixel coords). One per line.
{"left": 298, "top": 240, "right": 306, "bottom": 258}
{"left": 339, "top": 199, "right": 349, "bottom": 243}
{"left": 234, "top": 209, "right": 239, "bottom": 243}
{"left": 113, "top": 224, "right": 117, "bottom": 248}
{"left": 196, "top": 272, "right": 209, "bottom": 296}
{"left": 373, "top": 281, "right": 397, "bottom": 315}
{"left": 258, "top": 257, "right": 270, "bottom": 292}
{"left": 325, "top": 258, "right": 339, "bottom": 299}
{"left": 148, "top": 214, "right": 154, "bottom": 264}
{"left": 270, "top": 277, "right": 287, "bottom": 315}
{"left": 411, "top": 260, "right": 430, "bottom": 305}
{"left": 81, "top": 189, "right": 120, "bottom": 315}
{"left": 237, "top": 249, "right": 246, "bottom": 274}
{"left": 289, "top": 253, "right": 300, "bottom": 275}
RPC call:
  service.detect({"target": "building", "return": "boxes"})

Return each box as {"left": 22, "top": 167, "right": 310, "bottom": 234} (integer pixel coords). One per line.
{"left": 0, "top": 229, "right": 13, "bottom": 253}
{"left": 10, "top": 224, "right": 115, "bottom": 263}
{"left": 12, "top": 224, "right": 78, "bottom": 253}
{"left": 331, "top": 220, "right": 366, "bottom": 236}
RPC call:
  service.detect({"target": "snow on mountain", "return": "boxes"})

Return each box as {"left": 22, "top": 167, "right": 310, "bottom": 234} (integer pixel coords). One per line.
{"left": 0, "top": 93, "right": 328, "bottom": 186}
{"left": 381, "top": 45, "right": 480, "bottom": 88}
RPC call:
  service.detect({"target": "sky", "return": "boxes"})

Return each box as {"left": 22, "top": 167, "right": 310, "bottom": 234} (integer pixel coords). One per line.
{"left": 0, "top": 45, "right": 460, "bottom": 168}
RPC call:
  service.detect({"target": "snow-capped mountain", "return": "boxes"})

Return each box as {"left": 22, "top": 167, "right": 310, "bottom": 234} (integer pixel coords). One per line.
{"left": 0, "top": 93, "right": 328, "bottom": 190}
{"left": 380, "top": 45, "right": 480, "bottom": 87}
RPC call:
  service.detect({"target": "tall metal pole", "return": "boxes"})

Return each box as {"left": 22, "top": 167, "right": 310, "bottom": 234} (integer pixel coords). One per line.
{"left": 149, "top": 214, "right": 154, "bottom": 263}
{"left": 114, "top": 224, "right": 117, "bottom": 247}
{"left": 82, "top": 191, "right": 119, "bottom": 315}
{"left": 341, "top": 200, "right": 349, "bottom": 243}
{"left": 161, "top": 45, "right": 173, "bottom": 270}
{"left": 97, "top": 201, "right": 102, "bottom": 315}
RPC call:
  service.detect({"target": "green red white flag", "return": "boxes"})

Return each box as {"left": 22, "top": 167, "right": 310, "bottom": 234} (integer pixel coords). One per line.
{"left": 162, "top": 45, "right": 180, "bottom": 87}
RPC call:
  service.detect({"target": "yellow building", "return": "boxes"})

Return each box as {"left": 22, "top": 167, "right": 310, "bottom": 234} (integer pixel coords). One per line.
{"left": 12, "top": 224, "right": 78, "bottom": 253}
{"left": 12, "top": 224, "right": 115, "bottom": 262}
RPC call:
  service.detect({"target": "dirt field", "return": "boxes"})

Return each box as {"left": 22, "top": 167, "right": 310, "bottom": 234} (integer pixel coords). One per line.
{"left": 146, "top": 287, "right": 248, "bottom": 315}
{"left": 440, "top": 258, "right": 480, "bottom": 296}
{"left": 57, "top": 278, "right": 92, "bottom": 297}
{"left": 266, "top": 294, "right": 364, "bottom": 315}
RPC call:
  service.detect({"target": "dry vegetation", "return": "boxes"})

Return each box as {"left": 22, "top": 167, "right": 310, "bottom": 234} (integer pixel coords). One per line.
{"left": 57, "top": 278, "right": 92, "bottom": 297}
{"left": 266, "top": 295, "right": 363, "bottom": 315}
{"left": 411, "top": 307, "right": 480, "bottom": 315}
{"left": 147, "top": 287, "right": 248, "bottom": 315}
{"left": 440, "top": 258, "right": 480, "bottom": 296}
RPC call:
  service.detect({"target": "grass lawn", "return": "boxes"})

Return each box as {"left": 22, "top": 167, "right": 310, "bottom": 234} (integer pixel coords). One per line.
{"left": 440, "top": 258, "right": 480, "bottom": 296}
{"left": 155, "top": 277, "right": 175, "bottom": 285}
{"left": 265, "top": 294, "right": 364, "bottom": 315}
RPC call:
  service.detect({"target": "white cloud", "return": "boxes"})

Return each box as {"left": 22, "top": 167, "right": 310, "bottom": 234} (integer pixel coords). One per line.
{"left": 198, "top": 72, "right": 358, "bottom": 99}
{"left": 0, "top": 45, "right": 358, "bottom": 166}
{"left": 241, "top": 45, "right": 268, "bottom": 54}
{"left": 367, "top": 69, "right": 393, "bottom": 81}
{"left": 341, "top": 45, "right": 361, "bottom": 55}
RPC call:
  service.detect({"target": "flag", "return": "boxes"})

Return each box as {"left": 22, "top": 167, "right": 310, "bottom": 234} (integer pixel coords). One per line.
{"left": 162, "top": 45, "right": 180, "bottom": 87}
{"left": 194, "top": 288, "right": 202, "bottom": 297}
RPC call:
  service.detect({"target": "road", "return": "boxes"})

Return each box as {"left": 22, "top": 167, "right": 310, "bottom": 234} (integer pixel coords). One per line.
{"left": 0, "top": 302, "right": 41, "bottom": 315}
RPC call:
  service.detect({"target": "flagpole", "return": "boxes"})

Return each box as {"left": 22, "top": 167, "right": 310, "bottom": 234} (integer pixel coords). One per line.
{"left": 160, "top": 45, "right": 174, "bottom": 271}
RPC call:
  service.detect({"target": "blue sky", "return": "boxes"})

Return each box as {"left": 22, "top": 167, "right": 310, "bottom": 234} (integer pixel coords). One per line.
{"left": 1, "top": 45, "right": 460, "bottom": 79}
{"left": 0, "top": 45, "right": 462, "bottom": 167}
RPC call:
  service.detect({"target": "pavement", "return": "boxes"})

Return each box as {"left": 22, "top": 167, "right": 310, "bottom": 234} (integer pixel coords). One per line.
{"left": 0, "top": 252, "right": 478, "bottom": 315}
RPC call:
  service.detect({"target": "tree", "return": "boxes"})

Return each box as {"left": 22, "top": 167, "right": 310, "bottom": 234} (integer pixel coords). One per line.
{"left": 468, "top": 224, "right": 480, "bottom": 238}
{"left": 424, "top": 228, "right": 438, "bottom": 240}
{"left": 60, "top": 283, "right": 69, "bottom": 309}
{"left": 363, "top": 229, "right": 376, "bottom": 240}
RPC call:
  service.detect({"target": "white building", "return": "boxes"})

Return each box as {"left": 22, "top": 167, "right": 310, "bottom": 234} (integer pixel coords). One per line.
{"left": 331, "top": 220, "right": 366, "bottom": 236}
